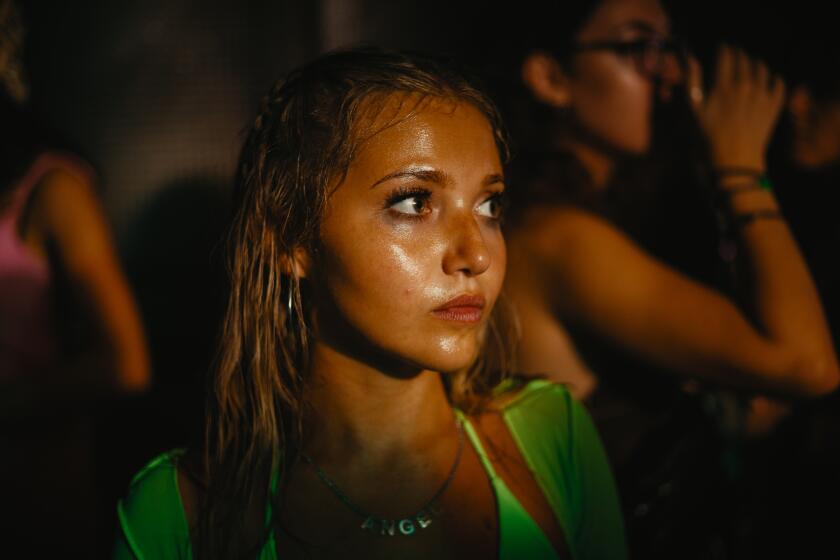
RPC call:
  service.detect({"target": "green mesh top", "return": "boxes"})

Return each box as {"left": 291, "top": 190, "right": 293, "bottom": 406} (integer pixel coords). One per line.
{"left": 114, "top": 380, "right": 627, "bottom": 559}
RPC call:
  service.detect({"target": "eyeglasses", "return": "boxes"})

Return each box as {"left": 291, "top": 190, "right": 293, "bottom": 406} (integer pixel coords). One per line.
{"left": 569, "top": 37, "right": 685, "bottom": 78}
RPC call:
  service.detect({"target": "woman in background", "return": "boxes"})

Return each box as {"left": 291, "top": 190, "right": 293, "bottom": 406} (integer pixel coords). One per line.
{"left": 0, "top": 0, "right": 150, "bottom": 398}
{"left": 494, "top": 0, "right": 838, "bottom": 555}
{"left": 1, "top": 0, "right": 150, "bottom": 552}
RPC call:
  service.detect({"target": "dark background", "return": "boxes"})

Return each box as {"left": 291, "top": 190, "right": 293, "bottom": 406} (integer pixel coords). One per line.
{"left": 14, "top": 0, "right": 838, "bottom": 555}
{"left": 21, "top": 0, "right": 832, "bottom": 242}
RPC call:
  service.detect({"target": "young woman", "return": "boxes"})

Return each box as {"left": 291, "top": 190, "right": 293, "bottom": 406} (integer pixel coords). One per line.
{"left": 504, "top": 0, "right": 839, "bottom": 456}
{"left": 114, "top": 49, "right": 626, "bottom": 559}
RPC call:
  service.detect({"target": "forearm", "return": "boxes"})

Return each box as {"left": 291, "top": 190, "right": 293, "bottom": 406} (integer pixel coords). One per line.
{"left": 86, "top": 271, "right": 152, "bottom": 393}
{"left": 726, "top": 182, "right": 839, "bottom": 394}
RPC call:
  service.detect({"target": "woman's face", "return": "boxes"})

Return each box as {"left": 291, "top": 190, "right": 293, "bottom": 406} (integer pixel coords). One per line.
{"left": 565, "top": 0, "right": 672, "bottom": 154}
{"left": 311, "top": 95, "right": 506, "bottom": 375}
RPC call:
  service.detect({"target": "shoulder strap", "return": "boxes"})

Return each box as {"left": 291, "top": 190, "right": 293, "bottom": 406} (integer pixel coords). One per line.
{"left": 454, "top": 409, "right": 499, "bottom": 480}
{"left": 3, "top": 151, "right": 96, "bottom": 226}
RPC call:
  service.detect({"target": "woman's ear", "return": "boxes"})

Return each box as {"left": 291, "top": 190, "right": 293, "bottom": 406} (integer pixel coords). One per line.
{"left": 521, "top": 51, "right": 572, "bottom": 108}
{"left": 280, "top": 247, "right": 313, "bottom": 279}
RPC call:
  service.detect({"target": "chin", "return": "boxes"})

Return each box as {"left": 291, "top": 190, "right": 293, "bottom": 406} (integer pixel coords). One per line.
{"left": 426, "top": 335, "right": 483, "bottom": 374}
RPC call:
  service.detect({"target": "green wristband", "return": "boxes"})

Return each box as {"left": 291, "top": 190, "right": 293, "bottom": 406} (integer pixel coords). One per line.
{"left": 757, "top": 176, "right": 773, "bottom": 192}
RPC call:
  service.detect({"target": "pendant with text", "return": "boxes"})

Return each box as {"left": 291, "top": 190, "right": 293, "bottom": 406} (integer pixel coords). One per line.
{"left": 360, "top": 507, "right": 438, "bottom": 536}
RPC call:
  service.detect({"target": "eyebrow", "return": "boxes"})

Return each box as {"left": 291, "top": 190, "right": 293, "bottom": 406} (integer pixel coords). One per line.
{"left": 615, "top": 20, "right": 667, "bottom": 36}
{"left": 484, "top": 173, "right": 506, "bottom": 187}
{"left": 370, "top": 167, "right": 505, "bottom": 189}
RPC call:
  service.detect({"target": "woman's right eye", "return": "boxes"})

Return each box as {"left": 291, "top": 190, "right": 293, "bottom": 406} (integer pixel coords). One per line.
{"left": 386, "top": 190, "right": 432, "bottom": 217}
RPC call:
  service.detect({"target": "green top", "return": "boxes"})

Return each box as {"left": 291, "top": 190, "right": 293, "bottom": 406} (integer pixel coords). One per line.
{"left": 114, "top": 380, "right": 626, "bottom": 559}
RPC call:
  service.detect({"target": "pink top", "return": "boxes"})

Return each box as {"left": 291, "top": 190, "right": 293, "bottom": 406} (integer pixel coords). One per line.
{"left": 0, "top": 152, "right": 95, "bottom": 379}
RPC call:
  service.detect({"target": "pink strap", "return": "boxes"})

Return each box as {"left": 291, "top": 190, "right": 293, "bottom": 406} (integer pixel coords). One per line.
{"left": 3, "top": 151, "right": 97, "bottom": 224}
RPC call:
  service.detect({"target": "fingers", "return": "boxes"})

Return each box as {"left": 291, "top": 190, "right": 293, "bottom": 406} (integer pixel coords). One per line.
{"left": 755, "top": 57, "right": 769, "bottom": 90}
{"left": 771, "top": 76, "right": 786, "bottom": 105}
{"left": 715, "top": 44, "right": 785, "bottom": 95}
{"left": 733, "top": 47, "right": 749, "bottom": 84}
{"left": 717, "top": 46, "right": 752, "bottom": 87}
{"left": 744, "top": 54, "right": 786, "bottom": 116}
{"left": 752, "top": 57, "right": 786, "bottom": 113}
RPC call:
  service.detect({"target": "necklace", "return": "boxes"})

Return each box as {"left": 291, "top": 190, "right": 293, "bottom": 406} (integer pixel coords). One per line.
{"left": 300, "top": 417, "right": 464, "bottom": 537}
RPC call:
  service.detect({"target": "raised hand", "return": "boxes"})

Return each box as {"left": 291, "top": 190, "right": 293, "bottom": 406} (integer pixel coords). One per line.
{"left": 687, "top": 46, "right": 786, "bottom": 173}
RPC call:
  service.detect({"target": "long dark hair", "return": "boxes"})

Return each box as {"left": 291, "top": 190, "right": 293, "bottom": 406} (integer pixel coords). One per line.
{"left": 196, "top": 47, "right": 514, "bottom": 558}
{"left": 459, "top": 0, "right": 609, "bottom": 222}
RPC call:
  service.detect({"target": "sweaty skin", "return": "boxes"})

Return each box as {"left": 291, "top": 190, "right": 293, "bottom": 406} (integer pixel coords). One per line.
{"left": 171, "top": 94, "right": 575, "bottom": 559}
{"left": 270, "top": 97, "right": 516, "bottom": 559}
{"left": 312, "top": 95, "right": 506, "bottom": 377}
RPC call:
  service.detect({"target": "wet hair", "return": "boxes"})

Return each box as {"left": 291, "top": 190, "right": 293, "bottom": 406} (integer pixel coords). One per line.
{"left": 196, "top": 47, "right": 513, "bottom": 558}
{"left": 516, "top": 0, "right": 603, "bottom": 63}
{"left": 435, "top": 0, "right": 601, "bottom": 72}
{"left": 482, "top": 0, "right": 606, "bottom": 223}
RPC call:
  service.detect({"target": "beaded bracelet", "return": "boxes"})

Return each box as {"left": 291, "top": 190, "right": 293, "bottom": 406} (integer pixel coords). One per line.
{"left": 720, "top": 177, "right": 774, "bottom": 194}
{"left": 716, "top": 168, "right": 774, "bottom": 195}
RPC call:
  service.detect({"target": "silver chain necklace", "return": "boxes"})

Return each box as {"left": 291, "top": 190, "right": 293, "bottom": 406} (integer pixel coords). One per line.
{"left": 300, "top": 417, "right": 464, "bottom": 537}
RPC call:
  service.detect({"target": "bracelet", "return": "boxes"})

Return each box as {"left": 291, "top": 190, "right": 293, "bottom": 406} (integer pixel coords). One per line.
{"left": 719, "top": 176, "right": 774, "bottom": 194}
{"left": 732, "top": 209, "right": 783, "bottom": 228}
{"left": 718, "top": 175, "right": 774, "bottom": 195}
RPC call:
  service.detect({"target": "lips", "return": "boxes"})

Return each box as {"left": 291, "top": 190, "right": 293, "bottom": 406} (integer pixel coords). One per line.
{"left": 432, "top": 294, "right": 486, "bottom": 323}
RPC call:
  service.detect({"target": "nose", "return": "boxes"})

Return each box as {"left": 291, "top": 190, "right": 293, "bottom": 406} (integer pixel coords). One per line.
{"left": 441, "top": 212, "right": 491, "bottom": 277}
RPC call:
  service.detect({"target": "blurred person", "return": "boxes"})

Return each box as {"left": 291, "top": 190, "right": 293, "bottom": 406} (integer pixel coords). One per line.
{"left": 0, "top": 0, "right": 150, "bottom": 552}
{"left": 492, "top": 0, "right": 839, "bottom": 555}
{"left": 114, "top": 48, "right": 626, "bottom": 560}
{"left": 0, "top": 0, "right": 150, "bottom": 400}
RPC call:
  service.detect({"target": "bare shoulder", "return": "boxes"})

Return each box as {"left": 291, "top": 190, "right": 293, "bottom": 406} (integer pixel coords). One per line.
{"left": 510, "top": 205, "right": 625, "bottom": 258}
{"left": 508, "top": 206, "right": 643, "bottom": 296}
{"left": 25, "top": 166, "right": 105, "bottom": 241}
{"left": 25, "top": 165, "right": 120, "bottom": 270}
{"left": 512, "top": 204, "right": 679, "bottom": 321}
{"left": 33, "top": 167, "right": 100, "bottom": 216}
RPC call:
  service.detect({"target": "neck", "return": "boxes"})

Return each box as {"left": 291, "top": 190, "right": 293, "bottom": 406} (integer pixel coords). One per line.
{"left": 303, "top": 341, "right": 457, "bottom": 467}
{"left": 551, "top": 130, "right": 615, "bottom": 190}
{"left": 567, "top": 139, "right": 615, "bottom": 190}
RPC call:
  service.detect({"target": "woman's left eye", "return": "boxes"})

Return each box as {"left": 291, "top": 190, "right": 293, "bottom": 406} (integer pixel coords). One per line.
{"left": 476, "top": 193, "right": 504, "bottom": 219}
